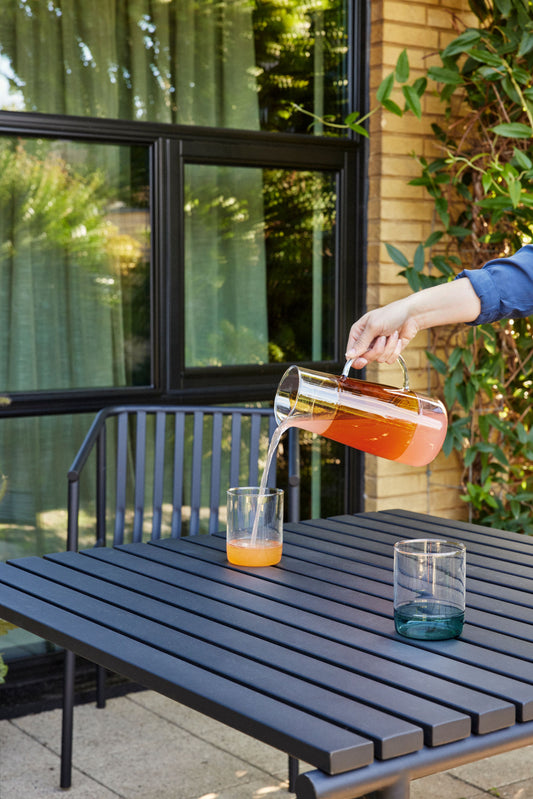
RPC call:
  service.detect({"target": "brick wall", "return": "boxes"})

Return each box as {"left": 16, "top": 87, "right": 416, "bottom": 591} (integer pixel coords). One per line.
{"left": 363, "top": 0, "right": 475, "bottom": 519}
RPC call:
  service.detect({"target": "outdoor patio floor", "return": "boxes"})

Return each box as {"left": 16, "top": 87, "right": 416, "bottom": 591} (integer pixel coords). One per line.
{"left": 1, "top": 690, "right": 533, "bottom": 799}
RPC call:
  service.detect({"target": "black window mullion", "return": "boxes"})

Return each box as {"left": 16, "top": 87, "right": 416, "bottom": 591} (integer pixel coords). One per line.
{"left": 164, "top": 138, "right": 185, "bottom": 394}
{"left": 152, "top": 137, "right": 183, "bottom": 396}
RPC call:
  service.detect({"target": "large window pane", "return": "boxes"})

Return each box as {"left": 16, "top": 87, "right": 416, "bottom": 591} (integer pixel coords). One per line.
{"left": 254, "top": 1, "right": 349, "bottom": 133}
{"left": 0, "top": 0, "right": 348, "bottom": 133}
{"left": 0, "top": 413, "right": 96, "bottom": 547}
{"left": 0, "top": 137, "right": 151, "bottom": 392}
{"left": 184, "top": 164, "right": 336, "bottom": 367}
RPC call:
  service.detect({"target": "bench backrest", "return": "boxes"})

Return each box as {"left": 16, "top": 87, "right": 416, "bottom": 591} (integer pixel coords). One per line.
{"left": 67, "top": 405, "right": 299, "bottom": 550}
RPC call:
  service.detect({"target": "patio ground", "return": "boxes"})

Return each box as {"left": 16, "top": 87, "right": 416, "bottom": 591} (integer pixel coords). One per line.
{"left": 1, "top": 690, "right": 532, "bottom": 799}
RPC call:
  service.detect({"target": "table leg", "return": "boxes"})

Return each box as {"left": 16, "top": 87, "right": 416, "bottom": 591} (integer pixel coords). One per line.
{"left": 288, "top": 755, "right": 299, "bottom": 792}
{"left": 60, "top": 649, "right": 75, "bottom": 789}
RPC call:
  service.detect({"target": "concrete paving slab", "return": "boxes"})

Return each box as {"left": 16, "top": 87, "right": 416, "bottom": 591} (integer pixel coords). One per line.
{"left": 196, "top": 777, "right": 290, "bottom": 799}
{"left": 498, "top": 780, "right": 533, "bottom": 799}
{"left": 12, "top": 697, "right": 281, "bottom": 799}
{"left": 448, "top": 745, "right": 533, "bottom": 794}
{"left": 3, "top": 690, "right": 533, "bottom": 799}
{"left": 410, "top": 771, "right": 490, "bottom": 799}
{"left": 129, "top": 691, "right": 307, "bottom": 781}
{"left": 0, "top": 718, "right": 118, "bottom": 798}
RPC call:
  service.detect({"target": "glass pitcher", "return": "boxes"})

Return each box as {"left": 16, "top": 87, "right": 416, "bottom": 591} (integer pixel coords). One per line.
{"left": 274, "top": 357, "right": 447, "bottom": 467}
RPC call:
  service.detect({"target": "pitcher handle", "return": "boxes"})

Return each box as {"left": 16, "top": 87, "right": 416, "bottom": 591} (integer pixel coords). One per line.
{"left": 342, "top": 354, "right": 410, "bottom": 391}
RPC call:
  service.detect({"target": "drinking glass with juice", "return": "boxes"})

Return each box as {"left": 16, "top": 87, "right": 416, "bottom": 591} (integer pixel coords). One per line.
{"left": 226, "top": 486, "right": 283, "bottom": 566}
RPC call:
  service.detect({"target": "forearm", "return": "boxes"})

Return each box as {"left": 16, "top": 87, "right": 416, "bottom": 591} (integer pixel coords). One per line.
{"left": 345, "top": 277, "right": 481, "bottom": 367}
{"left": 406, "top": 277, "right": 481, "bottom": 330}
{"left": 346, "top": 246, "right": 533, "bottom": 369}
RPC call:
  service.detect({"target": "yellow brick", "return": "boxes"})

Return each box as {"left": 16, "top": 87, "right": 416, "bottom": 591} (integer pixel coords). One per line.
{"left": 367, "top": 199, "right": 384, "bottom": 225}
{"left": 381, "top": 44, "right": 432, "bottom": 72}
{"left": 376, "top": 240, "right": 416, "bottom": 261}
{"left": 366, "top": 470, "right": 430, "bottom": 497}
{"left": 377, "top": 283, "right": 420, "bottom": 305}
{"left": 381, "top": 156, "right": 423, "bottom": 178}
{"left": 369, "top": 491, "right": 431, "bottom": 513}
{"left": 362, "top": 0, "right": 473, "bottom": 523}
{"left": 382, "top": 1, "right": 427, "bottom": 25}
{"left": 367, "top": 160, "right": 386, "bottom": 180}
{"left": 371, "top": 0, "right": 386, "bottom": 22}
{"left": 370, "top": 25, "right": 385, "bottom": 49}
{"left": 426, "top": 7, "right": 456, "bottom": 29}
{"left": 364, "top": 283, "right": 383, "bottom": 308}
{"left": 422, "top": 139, "right": 447, "bottom": 161}
{"left": 380, "top": 199, "right": 433, "bottom": 221}
{"left": 366, "top": 230, "right": 382, "bottom": 248}
{"left": 423, "top": 93, "right": 448, "bottom": 116}
{"left": 379, "top": 114, "right": 430, "bottom": 138}
{"left": 366, "top": 241, "right": 382, "bottom": 260}
{"left": 369, "top": 44, "right": 387, "bottom": 70}
{"left": 371, "top": 135, "right": 426, "bottom": 157}
{"left": 429, "top": 466, "right": 463, "bottom": 487}
{"left": 380, "top": 178, "right": 425, "bottom": 199}
{"left": 427, "top": 485, "right": 468, "bottom": 510}
{"left": 439, "top": 0, "right": 474, "bottom": 10}
{"left": 434, "top": 506, "right": 470, "bottom": 521}
{"left": 369, "top": 65, "right": 389, "bottom": 91}
{"left": 380, "top": 220, "right": 427, "bottom": 241}
{"left": 383, "top": 22, "right": 440, "bottom": 49}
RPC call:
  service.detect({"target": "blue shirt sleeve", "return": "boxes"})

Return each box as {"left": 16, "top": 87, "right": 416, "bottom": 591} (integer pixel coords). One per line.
{"left": 456, "top": 244, "right": 533, "bottom": 324}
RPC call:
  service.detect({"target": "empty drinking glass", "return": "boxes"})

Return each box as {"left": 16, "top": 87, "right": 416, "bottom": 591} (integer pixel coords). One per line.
{"left": 394, "top": 538, "right": 466, "bottom": 640}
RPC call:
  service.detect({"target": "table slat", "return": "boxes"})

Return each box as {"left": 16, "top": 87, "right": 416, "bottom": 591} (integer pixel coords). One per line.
{"left": 0, "top": 560, "right": 423, "bottom": 760}
{"left": 0, "top": 570, "right": 372, "bottom": 774}
{"left": 73, "top": 546, "right": 514, "bottom": 734}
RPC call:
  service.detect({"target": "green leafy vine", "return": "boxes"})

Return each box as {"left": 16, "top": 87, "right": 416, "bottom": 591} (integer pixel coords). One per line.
{"left": 354, "top": 0, "right": 533, "bottom": 532}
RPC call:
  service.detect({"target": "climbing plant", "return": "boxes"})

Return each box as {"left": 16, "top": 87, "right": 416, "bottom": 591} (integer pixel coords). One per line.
{"left": 373, "top": 0, "right": 533, "bottom": 532}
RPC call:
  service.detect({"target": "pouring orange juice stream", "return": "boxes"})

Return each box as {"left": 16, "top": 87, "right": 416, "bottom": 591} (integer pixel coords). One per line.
{"left": 228, "top": 357, "right": 448, "bottom": 565}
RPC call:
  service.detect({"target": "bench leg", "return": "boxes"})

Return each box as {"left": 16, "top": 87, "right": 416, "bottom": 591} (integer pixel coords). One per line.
{"left": 61, "top": 649, "right": 75, "bottom": 789}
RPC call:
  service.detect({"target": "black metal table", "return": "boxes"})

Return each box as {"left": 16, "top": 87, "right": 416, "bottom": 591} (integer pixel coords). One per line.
{"left": 1, "top": 509, "right": 533, "bottom": 799}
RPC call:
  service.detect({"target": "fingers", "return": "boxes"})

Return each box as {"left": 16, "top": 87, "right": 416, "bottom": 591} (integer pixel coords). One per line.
{"left": 379, "top": 330, "right": 402, "bottom": 364}
{"left": 346, "top": 331, "right": 403, "bottom": 369}
{"left": 365, "top": 331, "right": 401, "bottom": 364}
{"left": 345, "top": 309, "right": 402, "bottom": 362}
{"left": 345, "top": 298, "right": 417, "bottom": 369}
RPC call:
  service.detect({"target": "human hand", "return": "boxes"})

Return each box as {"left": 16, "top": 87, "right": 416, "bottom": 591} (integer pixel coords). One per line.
{"left": 345, "top": 300, "right": 420, "bottom": 369}
{"left": 345, "top": 279, "right": 482, "bottom": 369}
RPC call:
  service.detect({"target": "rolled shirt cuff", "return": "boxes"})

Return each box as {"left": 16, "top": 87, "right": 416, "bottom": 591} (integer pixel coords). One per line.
{"left": 454, "top": 269, "right": 500, "bottom": 324}
{"left": 456, "top": 245, "right": 533, "bottom": 324}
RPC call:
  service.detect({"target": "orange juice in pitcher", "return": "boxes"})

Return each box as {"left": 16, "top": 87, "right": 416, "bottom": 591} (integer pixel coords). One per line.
{"left": 274, "top": 357, "right": 447, "bottom": 467}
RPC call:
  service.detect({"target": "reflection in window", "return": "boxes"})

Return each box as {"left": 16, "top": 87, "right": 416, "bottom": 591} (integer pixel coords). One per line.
{"left": 184, "top": 165, "right": 336, "bottom": 367}
{"left": 0, "top": 0, "right": 348, "bottom": 133}
{"left": 0, "top": 137, "right": 151, "bottom": 393}
{"left": 0, "top": 138, "right": 150, "bottom": 543}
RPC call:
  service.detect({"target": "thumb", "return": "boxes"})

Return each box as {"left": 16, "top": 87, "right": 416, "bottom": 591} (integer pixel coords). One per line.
{"left": 345, "top": 320, "right": 375, "bottom": 359}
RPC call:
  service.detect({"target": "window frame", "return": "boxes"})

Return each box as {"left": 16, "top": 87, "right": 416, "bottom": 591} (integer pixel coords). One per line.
{"left": 0, "top": 0, "right": 370, "bottom": 425}
{"left": 0, "top": 111, "right": 366, "bottom": 416}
